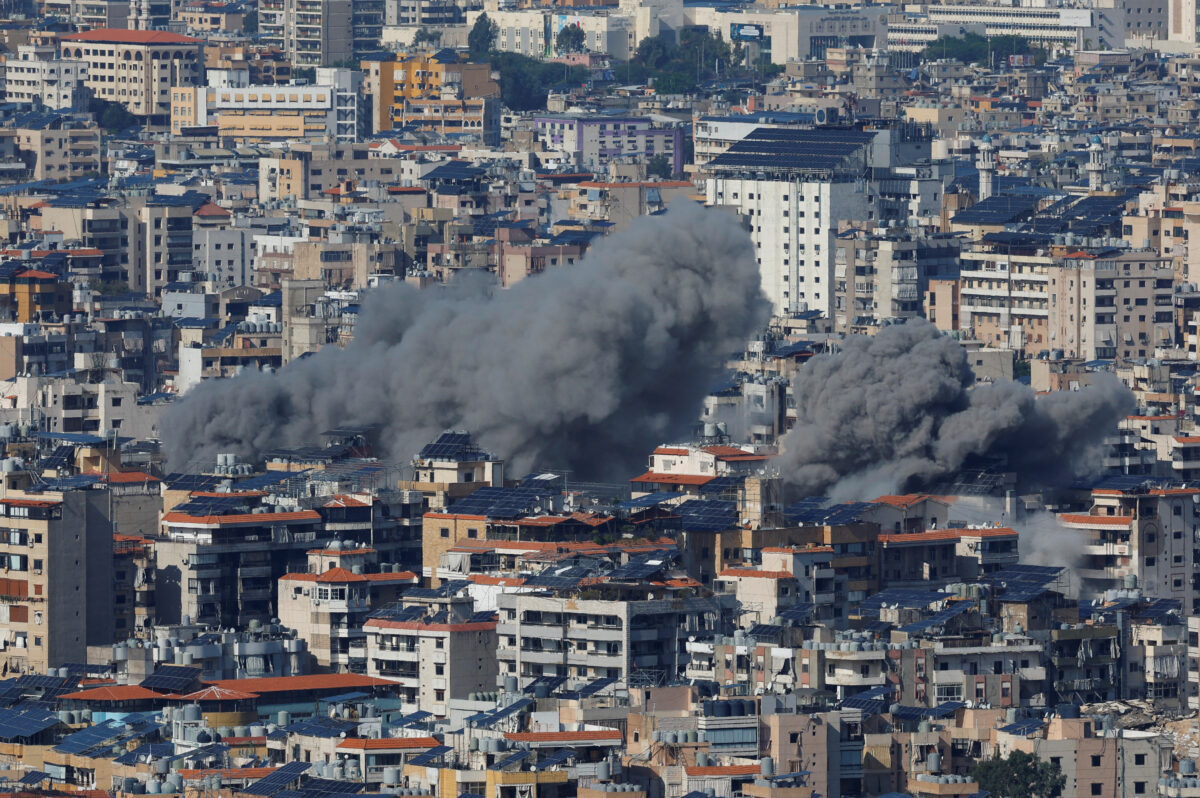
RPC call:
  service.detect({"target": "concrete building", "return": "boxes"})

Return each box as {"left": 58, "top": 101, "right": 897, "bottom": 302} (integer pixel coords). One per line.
{"left": 0, "top": 475, "right": 115, "bottom": 673}
{"left": 260, "top": 0, "right": 381, "bottom": 67}
{"left": 1047, "top": 250, "right": 1174, "bottom": 360}
{"left": 363, "top": 51, "right": 498, "bottom": 135}
{"left": 494, "top": 592, "right": 738, "bottom": 684}
{"left": 58, "top": 29, "right": 204, "bottom": 122}
{"left": 171, "top": 67, "right": 366, "bottom": 141}
{"left": 472, "top": 9, "right": 634, "bottom": 60}
{"left": 12, "top": 112, "right": 101, "bottom": 182}
{"left": 364, "top": 602, "right": 498, "bottom": 715}
{"left": 535, "top": 114, "right": 683, "bottom": 174}
{"left": 3, "top": 44, "right": 88, "bottom": 110}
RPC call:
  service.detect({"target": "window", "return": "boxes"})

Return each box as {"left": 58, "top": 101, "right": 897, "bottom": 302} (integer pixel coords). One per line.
{"left": 440, "top": 527, "right": 449, "bottom": 538}
{"left": 1091, "top": 756, "right": 1102, "bottom": 767}
{"left": 1091, "top": 785, "right": 1102, "bottom": 796}
{"left": 1135, "top": 783, "right": 1146, "bottom": 795}
{"left": 1134, "top": 754, "right": 1146, "bottom": 766}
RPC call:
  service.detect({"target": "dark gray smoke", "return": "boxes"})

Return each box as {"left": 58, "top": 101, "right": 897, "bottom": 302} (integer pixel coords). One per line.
{"left": 777, "top": 320, "right": 1136, "bottom": 498}
{"left": 163, "top": 202, "right": 770, "bottom": 477}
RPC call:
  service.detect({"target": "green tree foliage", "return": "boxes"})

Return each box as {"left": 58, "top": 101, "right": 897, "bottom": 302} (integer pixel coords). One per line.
{"left": 88, "top": 98, "right": 137, "bottom": 132}
{"left": 468, "top": 13, "right": 498, "bottom": 61}
{"left": 555, "top": 23, "right": 586, "bottom": 54}
{"left": 490, "top": 52, "right": 588, "bottom": 110}
{"left": 972, "top": 751, "right": 1065, "bottom": 798}
{"left": 627, "top": 27, "right": 734, "bottom": 94}
{"left": 413, "top": 28, "right": 442, "bottom": 46}
{"left": 921, "top": 32, "right": 1043, "bottom": 66}
{"left": 646, "top": 154, "right": 672, "bottom": 178}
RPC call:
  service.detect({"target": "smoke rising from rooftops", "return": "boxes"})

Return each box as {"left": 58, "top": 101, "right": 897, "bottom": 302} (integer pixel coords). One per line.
{"left": 162, "top": 201, "right": 771, "bottom": 477}
{"left": 776, "top": 320, "right": 1135, "bottom": 499}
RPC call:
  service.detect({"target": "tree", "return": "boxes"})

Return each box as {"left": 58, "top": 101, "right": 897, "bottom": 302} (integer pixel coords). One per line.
{"left": 88, "top": 98, "right": 137, "bottom": 133}
{"left": 646, "top": 154, "right": 672, "bottom": 179}
{"left": 972, "top": 750, "right": 1065, "bottom": 798}
{"left": 920, "top": 32, "right": 1043, "bottom": 66}
{"left": 413, "top": 28, "right": 442, "bottom": 47}
{"left": 489, "top": 52, "right": 588, "bottom": 110}
{"left": 468, "top": 13, "right": 497, "bottom": 61}
{"left": 555, "top": 23, "right": 586, "bottom": 54}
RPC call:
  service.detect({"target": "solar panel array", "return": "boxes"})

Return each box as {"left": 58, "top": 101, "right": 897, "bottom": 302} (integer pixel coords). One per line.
{"left": 616, "top": 492, "right": 678, "bottom": 511}
{"left": 857, "top": 588, "right": 946, "bottom": 618}
{"left": 998, "top": 718, "right": 1044, "bottom": 737}
{"left": 174, "top": 495, "right": 253, "bottom": 516}
{"left": 522, "top": 676, "right": 566, "bottom": 696}
{"left": 242, "top": 762, "right": 312, "bottom": 796}
{"left": 747, "top": 623, "right": 783, "bottom": 639}
{"left": 163, "top": 474, "right": 225, "bottom": 491}
{"left": 407, "top": 745, "right": 452, "bottom": 766}
{"left": 18, "top": 771, "right": 47, "bottom": 785}
{"left": 494, "top": 749, "right": 532, "bottom": 770}
{"left": 532, "top": 748, "right": 574, "bottom": 770}
{"left": 675, "top": 499, "right": 737, "bottom": 532}
{"left": 54, "top": 720, "right": 125, "bottom": 755}
{"left": 565, "top": 677, "right": 616, "bottom": 700}
{"left": 446, "top": 487, "right": 548, "bottom": 519}
{"left": 785, "top": 499, "right": 872, "bottom": 526}
{"left": 470, "top": 697, "right": 533, "bottom": 729}
{"left": 898, "top": 600, "right": 974, "bottom": 634}
{"left": 394, "top": 710, "right": 433, "bottom": 728}
{"left": 991, "top": 564, "right": 1066, "bottom": 602}
{"left": 418, "top": 433, "right": 490, "bottom": 462}
{"left": 0, "top": 706, "right": 58, "bottom": 741}
{"left": 236, "top": 471, "right": 305, "bottom": 491}
{"left": 608, "top": 557, "right": 667, "bottom": 582}
{"left": 403, "top": 580, "right": 469, "bottom": 600}
{"left": 699, "top": 475, "right": 744, "bottom": 497}
{"left": 370, "top": 604, "right": 426, "bottom": 623}
{"left": 297, "top": 778, "right": 365, "bottom": 796}
{"left": 779, "top": 603, "right": 815, "bottom": 622}
{"left": 140, "top": 665, "right": 201, "bottom": 692}
{"left": 282, "top": 717, "right": 358, "bottom": 739}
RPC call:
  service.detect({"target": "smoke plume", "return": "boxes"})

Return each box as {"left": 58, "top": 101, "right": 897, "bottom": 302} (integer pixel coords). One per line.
{"left": 163, "top": 202, "right": 770, "bottom": 476}
{"left": 778, "top": 320, "right": 1135, "bottom": 497}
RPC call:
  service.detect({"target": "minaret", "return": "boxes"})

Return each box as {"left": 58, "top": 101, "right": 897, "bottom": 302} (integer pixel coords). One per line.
{"left": 977, "top": 134, "right": 995, "bottom": 202}
{"left": 1088, "top": 135, "right": 1105, "bottom": 192}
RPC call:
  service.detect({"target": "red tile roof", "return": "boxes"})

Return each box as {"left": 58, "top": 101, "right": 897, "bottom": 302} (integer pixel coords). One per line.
{"left": 194, "top": 201, "right": 232, "bottom": 218}
{"left": 178, "top": 685, "right": 259, "bottom": 701}
{"left": 630, "top": 471, "right": 714, "bottom": 486}
{"left": 718, "top": 568, "right": 793, "bottom": 580}
{"left": 61, "top": 28, "right": 202, "bottom": 44}
{"left": 106, "top": 470, "right": 161, "bottom": 483}
{"left": 1059, "top": 514, "right": 1133, "bottom": 526}
{"left": 653, "top": 447, "right": 690, "bottom": 456}
{"left": 206, "top": 674, "right": 394, "bottom": 694}
{"left": 61, "top": 685, "right": 167, "bottom": 702}
{"left": 504, "top": 730, "right": 622, "bottom": 744}
{"left": 336, "top": 736, "right": 440, "bottom": 750}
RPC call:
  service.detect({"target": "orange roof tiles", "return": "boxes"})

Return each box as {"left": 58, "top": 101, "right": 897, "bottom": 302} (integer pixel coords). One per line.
{"left": 336, "top": 737, "right": 440, "bottom": 750}
{"left": 194, "top": 201, "right": 232, "bottom": 218}
{"left": 61, "top": 685, "right": 167, "bottom": 702}
{"left": 106, "top": 471, "right": 160, "bottom": 483}
{"left": 1175, "top": 436, "right": 1200, "bottom": 444}
{"left": 718, "top": 569, "right": 793, "bottom": 580}
{"left": 653, "top": 447, "right": 690, "bottom": 456}
{"left": 630, "top": 471, "right": 714, "bottom": 486}
{"left": 324, "top": 495, "right": 371, "bottom": 508}
{"left": 207, "top": 674, "right": 394, "bottom": 694}
{"left": 314, "top": 567, "right": 367, "bottom": 583}
{"left": 701, "top": 445, "right": 767, "bottom": 461}
{"left": 178, "top": 686, "right": 259, "bottom": 701}
{"left": 61, "top": 28, "right": 202, "bottom": 43}
{"left": 504, "top": 730, "right": 622, "bottom": 744}
{"left": 1059, "top": 514, "right": 1133, "bottom": 526}
{"left": 469, "top": 574, "right": 526, "bottom": 586}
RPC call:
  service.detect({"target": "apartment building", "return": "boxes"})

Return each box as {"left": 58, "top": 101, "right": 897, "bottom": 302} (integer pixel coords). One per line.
{"left": 258, "top": 142, "right": 403, "bottom": 202}
{"left": 171, "top": 67, "right": 365, "bottom": 141}
{"left": 176, "top": 0, "right": 245, "bottom": 32}
{"left": 0, "top": 477, "right": 115, "bottom": 674}
{"left": 917, "top": 4, "right": 1120, "bottom": 49}
{"left": 131, "top": 198, "right": 195, "bottom": 297}
{"left": 41, "top": 0, "right": 130, "bottom": 28}
{"left": 259, "top": 0, "right": 380, "bottom": 67}
{"left": 58, "top": 29, "right": 204, "bottom": 121}
{"left": 494, "top": 592, "right": 738, "bottom": 683}
{"left": 13, "top": 112, "right": 101, "bottom": 182}
{"left": 364, "top": 52, "right": 498, "bottom": 135}
{"left": 1059, "top": 485, "right": 1200, "bottom": 611}
{"left": 364, "top": 603, "right": 498, "bottom": 715}
{"left": 535, "top": 114, "right": 683, "bottom": 175}
{"left": 278, "top": 545, "right": 417, "bottom": 672}
{"left": 393, "top": 97, "right": 500, "bottom": 145}
{"left": 473, "top": 9, "right": 634, "bottom": 60}
{"left": 833, "top": 225, "right": 961, "bottom": 332}
{"left": 34, "top": 199, "right": 129, "bottom": 285}
{"left": 3, "top": 44, "right": 88, "bottom": 110}
{"left": 958, "top": 234, "right": 1055, "bottom": 355}
{"left": 1047, "top": 250, "right": 1174, "bottom": 360}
